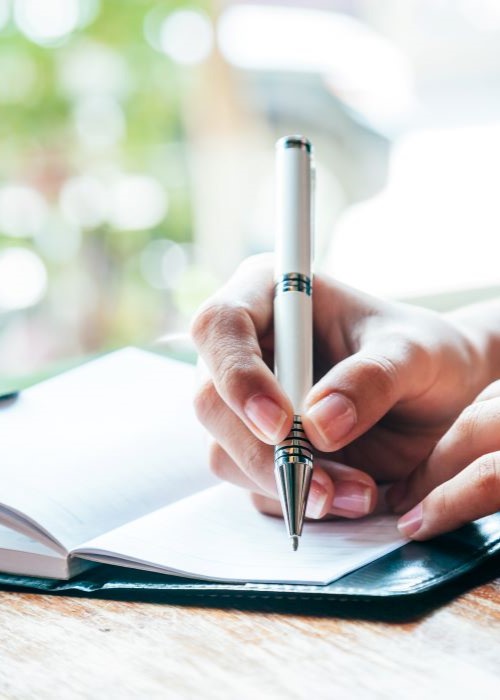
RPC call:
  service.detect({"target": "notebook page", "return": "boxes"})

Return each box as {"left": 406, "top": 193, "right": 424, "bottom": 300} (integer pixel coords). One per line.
{"left": 77, "top": 485, "right": 407, "bottom": 585}
{"left": 0, "top": 524, "right": 69, "bottom": 578}
{"left": 0, "top": 349, "right": 215, "bottom": 551}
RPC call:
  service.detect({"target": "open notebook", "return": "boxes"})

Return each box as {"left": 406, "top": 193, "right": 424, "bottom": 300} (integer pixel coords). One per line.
{"left": 0, "top": 348, "right": 406, "bottom": 585}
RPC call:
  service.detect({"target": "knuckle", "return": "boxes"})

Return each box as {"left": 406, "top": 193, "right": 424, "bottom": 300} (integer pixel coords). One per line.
{"left": 472, "top": 453, "right": 500, "bottom": 498}
{"left": 193, "top": 379, "right": 219, "bottom": 424}
{"left": 190, "top": 302, "right": 231, "bottom": 347}
{"left": 190, "top": 303, "right": 216, "bottom": 346}
{"left": 356, "top": 354, "right": 400, "bottom": 396}
{"left": 455, "top": 403, "right": 483, "bottom": 443}
{"left": 191, "top": 301, "right": 253, "bottom": 355}
{"left": 217, "top": 357, "right": 259, "bottom": 399}
{"left": 393, "top": 335, "right": 428, "bottom": 369}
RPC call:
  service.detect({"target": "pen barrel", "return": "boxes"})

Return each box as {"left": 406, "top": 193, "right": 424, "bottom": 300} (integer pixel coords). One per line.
{"left": 274, "top": 135, "right": 313, "bottom": 412}
{"left": 274, "top": 290, "right": 312, "bottom": 411}
{"left": 275, "top": 137, "right": 312, "bottom": 278}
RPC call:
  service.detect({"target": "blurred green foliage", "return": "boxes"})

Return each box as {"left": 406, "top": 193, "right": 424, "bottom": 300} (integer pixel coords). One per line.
{"left": 0, "top": 0, "right": 214, "bottom": 373}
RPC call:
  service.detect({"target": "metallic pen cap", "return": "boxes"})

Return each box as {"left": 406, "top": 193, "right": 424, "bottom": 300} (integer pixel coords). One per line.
{"left": 274, "top": 415, "right": 313, "bottom": 540}
{"left": 274, "top": 460, "right": 313, "bottom": 539}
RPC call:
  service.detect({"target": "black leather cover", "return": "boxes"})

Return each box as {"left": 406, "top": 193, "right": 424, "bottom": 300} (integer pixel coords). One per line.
{"left": 1, "top": 513, "right": 500, "bottom": 620}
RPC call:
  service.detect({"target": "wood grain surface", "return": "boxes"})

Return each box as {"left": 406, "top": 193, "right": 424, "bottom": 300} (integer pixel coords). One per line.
{"left": 1, "top": 578, "right": 499, "bottom": 700}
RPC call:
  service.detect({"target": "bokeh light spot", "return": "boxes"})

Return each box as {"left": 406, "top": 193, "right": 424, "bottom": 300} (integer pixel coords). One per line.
{"left": 35, "top": 213, "right": 81, "bottom": 263}
{"left": 74, "top": 95, "right": 125, "bottom": 149}
{"left": 109, "top": 175, "right": 168, "bottom": 231}
{"left": 78, "top": 0, "right": 100, "bottom": 28}
{"left": 58, "top": 40, "right": 130, "bottom": 100}
{"left": 160, "top": 9, "right": 213, "bottom": 65}
{"left": 0, "top": 184, "right": 48, "bottom": 238}
{"left": 14, "top": 0, "right": 80, "bottom": 46}
{"left": 0, "top": 247, "right": 48, "bottom": 311}
{"left": 140, "top": 239, "right": 188, "bottom": 290}
{"left": 60, "top": 175, "right": 108, "bottom": 229}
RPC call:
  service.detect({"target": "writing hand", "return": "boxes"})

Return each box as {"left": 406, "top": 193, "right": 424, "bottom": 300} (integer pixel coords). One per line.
{"left": 191, "top": 254, "right": 486, "bottom": 522}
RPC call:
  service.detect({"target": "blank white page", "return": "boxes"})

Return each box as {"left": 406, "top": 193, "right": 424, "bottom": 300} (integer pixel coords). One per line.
{"left": 0, "top": 349, "right": 215, "bottom": 551}
{"left": 77, "top": 485, "right": 407, "bottom": 585}
{"left": 0, "top": 524, "right": 70, "bottom": 579}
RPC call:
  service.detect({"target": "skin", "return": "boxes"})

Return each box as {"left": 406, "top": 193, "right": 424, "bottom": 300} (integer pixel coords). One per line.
{"left": 388, "top": 380, "right": 500, "bottom": 538}
{"left": 191, "top": 253, "right": 500, "bottom": 539}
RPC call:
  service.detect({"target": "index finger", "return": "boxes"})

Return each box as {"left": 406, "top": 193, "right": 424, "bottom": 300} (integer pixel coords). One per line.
{"left": 191, "top": 254, "right": 293, "bottom": 444}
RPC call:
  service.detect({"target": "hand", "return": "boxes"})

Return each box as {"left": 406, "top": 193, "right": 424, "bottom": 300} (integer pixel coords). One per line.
{"left": 191, "top": 254, "right": 487, "bottom": 523}
{"left": 387, "top": 380, "right": 500, "bottom": 539}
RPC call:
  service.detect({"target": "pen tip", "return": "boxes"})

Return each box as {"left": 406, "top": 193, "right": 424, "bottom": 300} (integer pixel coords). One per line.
{"left": 291, "top": 536, "right": 299, "bottom": 552}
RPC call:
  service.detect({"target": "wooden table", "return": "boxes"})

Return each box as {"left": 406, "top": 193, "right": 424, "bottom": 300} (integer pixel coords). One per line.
{"left": 1, "top": 576, "right": 499, "bottom": 699}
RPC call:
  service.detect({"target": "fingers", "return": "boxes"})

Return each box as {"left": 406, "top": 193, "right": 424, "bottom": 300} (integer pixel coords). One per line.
{"left": 249, "top": 490, "right": 365, "bottom": 519}
{"left": 315, "top": 459, "right": 377, "bottom": 518}
{"left": 397, "top": 451, "right": 500, "bottom": 540}
{"left": 303, "top": 336, "right": 433, "bottom": 452}
{"left": 208, "top": 442, "right": 259, "bottom": 492}
{"left": 199, "top": 378, "right": 375, "bottom": 518}
{"left": 213, "top": 445, "right": 334, "bottom": 519}
{"left": 194, "top": 378, "right": 277, "bottom": 495}
{"left": 389, "top": 388, "right": 500, "bottom": 539}
{"left": 251, "top": 463, "right": 377, "bottom": 520}
{"left": 208, "top": 427, "right": 378, "bottom": 520}
{"left": 191, "top": 254, "right": 293, "bottom": 445}
{"left": 388, "top": 397, "right": 500, "bottom": 514}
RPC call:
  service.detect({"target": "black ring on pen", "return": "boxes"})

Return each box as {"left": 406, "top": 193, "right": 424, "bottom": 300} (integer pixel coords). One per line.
{"left": 274, "top": 273, "right": 312, "bottom": 296}
{"left": 276, "top": 135, "right": 312, "bottom": 153}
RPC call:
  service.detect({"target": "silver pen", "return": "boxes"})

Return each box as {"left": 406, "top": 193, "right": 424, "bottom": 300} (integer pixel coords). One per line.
{"left": 273, "top": 135, "right": 314, "bottom": 551}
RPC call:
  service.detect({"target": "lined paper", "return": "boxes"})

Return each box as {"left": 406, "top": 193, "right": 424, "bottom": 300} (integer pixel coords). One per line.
{"left": 78, "top": 485, "right": 407, "bottom": 585}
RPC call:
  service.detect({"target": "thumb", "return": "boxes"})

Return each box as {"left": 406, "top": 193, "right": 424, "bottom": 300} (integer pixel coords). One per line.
{"left": 397, "top": 451, "right": 500, "bottom": 540}
{"left": 302, "top": 339, "right": 432, "bottom": 452}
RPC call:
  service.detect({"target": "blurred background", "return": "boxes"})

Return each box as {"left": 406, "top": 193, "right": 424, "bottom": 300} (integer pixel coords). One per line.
{"left": 2, "top": 0, "right": 500, "bottom": 380}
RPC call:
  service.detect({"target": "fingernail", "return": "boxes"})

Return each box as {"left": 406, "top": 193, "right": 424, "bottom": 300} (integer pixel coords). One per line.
{"left": 397, "top": 503, "right": 423, "bottom": 537}
{"left": 332, "top": 481, "right": 372, "bottom": 515}
{"left": 244, "top": 395, "right": 288, "bottom": 443}
{"left": 306, "top": 393, "right": 356, "bottom": 448}
{"left": 306, "top": 480, "right": 329, "bottom": 519}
